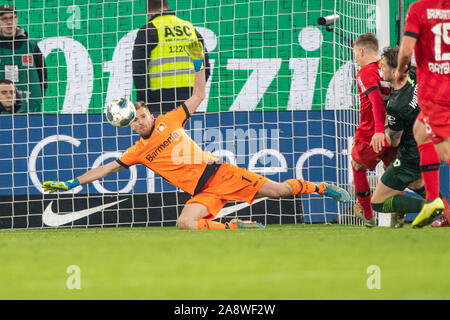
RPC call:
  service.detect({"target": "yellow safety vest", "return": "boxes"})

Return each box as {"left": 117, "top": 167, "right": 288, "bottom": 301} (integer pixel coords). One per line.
{"left": 149, "top": 14, "right": 198, "bottom": 90}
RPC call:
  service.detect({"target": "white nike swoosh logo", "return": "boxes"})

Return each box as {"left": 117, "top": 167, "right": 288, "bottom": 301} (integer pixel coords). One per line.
{"left": 214, "top": 197, "right": 268, "bottom": 219}
{"left": 42, "top": 199, "right": 128, "bottom": 227}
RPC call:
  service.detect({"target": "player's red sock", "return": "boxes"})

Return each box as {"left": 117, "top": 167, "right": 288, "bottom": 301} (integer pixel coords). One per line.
{"left": 197, "top": 219, "right": 238, "bottom": 230}
{"left": 418, "top": 142, "right": 440, "bottom": 201}
{"left": 352, "top": 167, "right": 373, "bottom": 219}
{"left": 285, "top": 179, "right": 320, "bottom": 195}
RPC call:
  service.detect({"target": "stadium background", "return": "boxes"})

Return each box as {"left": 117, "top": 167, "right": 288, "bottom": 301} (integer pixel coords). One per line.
{"left": 0, "top": 0, "right": 448, "bottom": 229}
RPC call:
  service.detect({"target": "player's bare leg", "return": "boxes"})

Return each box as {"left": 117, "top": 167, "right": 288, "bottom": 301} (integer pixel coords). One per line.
{"left": 371, "top": 180, "right": 403, "bottom": 204}
{"left": 255, "top": 179, "right": 292, "bottom": 198}
{"left": 178, "top": 203, "right": 238, "bottom": 230}
{"left": 371, "top": 181, "right": 404, "bottom": 228}
{"left": 177, "top": 203, "right": 263, "bottom": 230}
{"left": 371, "top": 179, "right": 426, "bottom": 228}
{"left": 413, "top": 120, "right": 431, "bottom": 143}
{"left": 256, "top": 179, "right": 350, "bottom": 203}
{"left": 177, "top": 203, "right": 210, "bottom": 229}
{"left": 407, "top": 178, "right": 424, "bottom": 191}
{"left": 434, "top": 137, "right": 450, "bottom": 164}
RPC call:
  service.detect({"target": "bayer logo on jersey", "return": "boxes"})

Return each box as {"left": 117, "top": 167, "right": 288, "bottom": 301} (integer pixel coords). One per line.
{"left": 156, "top": 123, "right": 166, "bottom": 133}
{"left": 106, "top": 98, "right": 136, "bottom": 128}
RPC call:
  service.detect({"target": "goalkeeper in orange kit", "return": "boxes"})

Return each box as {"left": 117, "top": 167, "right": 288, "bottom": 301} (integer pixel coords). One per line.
{"left": 43, "top": 41, "right": 350, "bottom": 230}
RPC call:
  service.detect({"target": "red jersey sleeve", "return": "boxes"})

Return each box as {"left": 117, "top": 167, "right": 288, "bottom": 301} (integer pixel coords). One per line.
{"left": 357, "top": 67, "right": 380, "bottom": 97}
{"left": 404, "top": 2, "right": 421, "bottom": 38}
{"left": 367, "top": 89, "right": 386, "bottom": 133}
{"left": 355, "top": 63, "right": 387, "bottom": 138}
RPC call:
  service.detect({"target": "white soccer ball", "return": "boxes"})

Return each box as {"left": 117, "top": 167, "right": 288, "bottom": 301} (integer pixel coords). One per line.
{"left": 106, "top": 98, "right": 136, "bottom": 128}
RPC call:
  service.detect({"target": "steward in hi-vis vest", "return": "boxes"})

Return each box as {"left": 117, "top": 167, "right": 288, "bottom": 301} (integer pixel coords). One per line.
{"left": 0, "top": 5, "right": 47, "bottom": 113}
{"left": 132, "top": 9, "right": 210, "bottom": 114}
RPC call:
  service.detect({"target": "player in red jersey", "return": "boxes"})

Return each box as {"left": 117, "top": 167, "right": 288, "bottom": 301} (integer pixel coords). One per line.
{"left": 351, "top": 33, "right": 398, "bottom": 227}
{"left": 396, "top": 0, "right": 450, "bottom": 228}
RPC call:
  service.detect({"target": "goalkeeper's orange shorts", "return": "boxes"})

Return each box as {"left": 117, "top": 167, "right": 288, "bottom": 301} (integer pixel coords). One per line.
{"left": 186, "top": 162, "right": 269, "bottom": 219}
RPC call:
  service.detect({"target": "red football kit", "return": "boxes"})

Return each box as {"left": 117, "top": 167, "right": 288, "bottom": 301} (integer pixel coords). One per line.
{"left": 352, "top": 61, "right": 397, "bottom": 170}
{"left": 351, "top": 60, "right": 397, "bottom": 219}
{"left": 404, "top": 0, "right": 450, "bottom": 143}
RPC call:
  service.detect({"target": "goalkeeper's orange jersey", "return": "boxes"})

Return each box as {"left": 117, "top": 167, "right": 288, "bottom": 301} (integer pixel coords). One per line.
{"left": 117, "top": 104, "right": 218, "bottom": 195}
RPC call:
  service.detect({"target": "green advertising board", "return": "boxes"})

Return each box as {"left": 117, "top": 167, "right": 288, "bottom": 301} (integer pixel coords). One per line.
{"left": 7, "top": 0, "right": 401, "bottom": 113}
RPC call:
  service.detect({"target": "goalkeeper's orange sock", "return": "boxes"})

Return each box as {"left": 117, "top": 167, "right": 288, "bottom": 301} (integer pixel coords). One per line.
{"left": 285, "top": 179, "right": 325, "bottom": 195}
{"left": 197, "top": 219, "right": 238, "bottom": 230}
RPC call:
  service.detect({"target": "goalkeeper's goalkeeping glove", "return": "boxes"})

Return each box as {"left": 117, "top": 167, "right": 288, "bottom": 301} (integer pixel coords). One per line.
{"left": 43, "top": 179, "right": 79, "bottom": 193}
{"left": 185, "top": 40, "right": 204, "bottom": 72}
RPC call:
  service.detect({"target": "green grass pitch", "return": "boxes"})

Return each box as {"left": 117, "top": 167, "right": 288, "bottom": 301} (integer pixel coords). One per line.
{"left": 1, "top": 224, "right": 449, "bottom": 300}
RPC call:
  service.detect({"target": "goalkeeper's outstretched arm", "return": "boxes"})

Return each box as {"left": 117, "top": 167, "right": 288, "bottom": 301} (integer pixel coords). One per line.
{"left": 43, "top": 160, "right": 124, "bottom": 193}
{"left": 184, "top": 40, "right": 206, "bottom": 116}
{"left": 77, "top": 160, "right": 124, "bottom": 185}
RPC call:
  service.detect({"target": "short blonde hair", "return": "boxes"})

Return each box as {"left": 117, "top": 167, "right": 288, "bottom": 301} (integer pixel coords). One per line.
{"left": 354, "top": 32, "right": 379, "bottom": 52}
{"left": 133, "top": 101, "right": 147, "bottom": 111}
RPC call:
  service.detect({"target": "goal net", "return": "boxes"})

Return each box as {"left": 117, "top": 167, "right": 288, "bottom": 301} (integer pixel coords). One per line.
{"left": 0, "top": 0, "right": 393, "bottom": 229}
{"left": 328, "top": 0, "right": 386, "bottom": 224}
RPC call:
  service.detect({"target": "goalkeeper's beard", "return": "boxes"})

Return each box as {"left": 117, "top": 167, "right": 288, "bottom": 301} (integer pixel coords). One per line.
{"left": 134, "top": 123, "right": 154, "bottom": 139}
{"left": 130, "top": 111, "right": 155, "bottom": 138}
